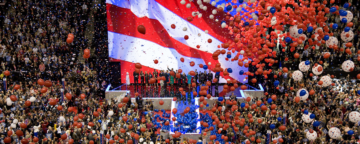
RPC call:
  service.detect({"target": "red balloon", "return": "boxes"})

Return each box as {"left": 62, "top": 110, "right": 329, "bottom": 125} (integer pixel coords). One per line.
{"left": 44, "top": 80, "right": 52, "bottom": 87}
{"left": 33, "top": 137, "right": 39, "bottom": 143}
{"left": 137, "top": 25, "right": 146, "bottom": 34}
{"left": 159, "top": 100, "right": 164, "bottom": 105}
{"left": 21, "top": 139, "right": 29, "bottom": 144}
{"left": 80, "top": 94, "right": 86, "bottom": 99}
{"left": 10, "top": 95, "right": 17, "bottom": 101}
{"left": 16, "top": 130, "right": 24, "bottom": 137}
{"left": 14, "top": 84, "right": 20, "bottom": 90}
{"left": 61, "top": 134, "right": 67, "bottom": 140}
{"left": 68, "top": 139, "right": 74, "bottom": 144}
{"left": 20, "top": 123, "right": 27, "bottom": 129}
{"left": 25, "top": 101, "right": 31, "bottom": 107}
{"left": 7, "top": 131, "right": 12, "bottom": 137}
{"left": 93, "top": 111, "right": 99, "bottom": 117}
{"left": 89, "top": 140, "right": 94, "bottom": 144}
{"left": 3, "top": 70, "right": 10, "bottom": 76}
{"left": 41, "top": 87, "right": 48, "bottom": 93}
{"left": 49, "top": 99, "right": 57, "bottom": 106}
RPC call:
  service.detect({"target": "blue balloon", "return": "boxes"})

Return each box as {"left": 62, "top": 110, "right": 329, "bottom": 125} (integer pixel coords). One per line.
{"left": 274, "top": 80, "right": 280, "bottom": 87}
{"left": 344, "top": 3, "right": 349, "bottom": 9}
{"left": 357, "top": 90, "right": 360, "bottom": 95}
{"left": 239, "top": 0, "right": 244, "bottom": 3}
{"left": 239, "top": 70, "right": 244, "bottom": 75}
{"left": 270, "top": 7, "right": 276, "bottom": 14}
{"left": 98, "top": 120, "right": 102, "bottom": 123}
{"left": 285, "top": 37, "right": 291, "bottom": 43}
{"left": 260, "top": 103, "right": 264, "bottom": 107}
{"left": 226, "top": 5, "right": 232, "bottom": 11}
{"left": 340, "top": 10, "right": 347, "bottom": 16}
{"left": 298, "top": 29, "right": 303, "bottom": 34}
{"left": 307, "top": 26, "right": 313, "bottom": 32}
{"left": 221, "top": 21, "right": 226, "bottom": 24}
{"left": 341, "top": 18, "right": 347, "bottom": 23}
{"left": 270, "top": 124, "right": 276, "bottom": 129}
{"left": 218, "top": 97, "right": 223, "bottom": 101}
{"left": 300, "top": 90, "right": 307, "bottom": 96}
{"left": 216, "top": 72, "right": 220, "bottom": 75}
{"left": 227, "top": 68, "right": 233, "bottom": 73}
{"left": 241, "top": 103, "right": 246, "bottom": 108}
{"left": 203, "top": 65, "right": 208, "bottom": 70}
{"left": 330, "top": 7, "right": 336, "bottom": 13}
{"left": 267, "top": 98, "right": 273, "bottom": 104}
{"left": 323, "top": 35, "right": 329, "bottom": 41}
{"left": 244, "top": 22, "right": 249, "bottom": 26}
{"left": 304, "top": 110, "right": 308, "bottom": 114}
{"left": 344, "top": 27, "right": 350, "bottom": 32}
{"left": 277, "top": 117, "right": 282, "bottom": 122}
{"left": 313, "top": 121, "right": 320, "bottom": 127}
{"left": 310, "top": 114, "right": 315, "bottom": 119}
{"left": 305, "top": 60, "right": 310, "bottom": 65}
{"left": 332, "top": 23, "right": 338, "bottom": 29}
{"left": 348, "top": 130, "right": 354, "bottom": 135}
{"left": 227, "top": 54, "right": 231, "bottom": 58}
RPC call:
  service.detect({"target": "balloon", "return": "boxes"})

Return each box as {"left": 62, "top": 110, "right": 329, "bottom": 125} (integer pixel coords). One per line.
{"left": 239, "top": 70, "right": 244, "bottom": 75}
{"left": 312, "top": 65, "right": 323, "bottom": 75}
{"left": 307, "top": 26, "right": 313, "bottom": 32}
{"left": 332, "top": 23, "right": 338, "bottom": 29}
{"left": 298, "top": 29, "right": 303, "bottom": 34}
{"left": 341, "top": 60, "right": 355, "bottom": 72}
{"left": 313, "top": 121, "right": 320, "bottom": 127}
{"left": 241, "top": 103, "right": 245, "bottom": 108}
{"left": 296, "top": 89, "right": 309, "bottom": 101}
{"left": 319, "top": 76, "right": 332, "bottom": 87}
{"left": 323, "top": 35, "right": 329, "bottom": 41}
{"left": 218, "top": 97, "right": 223, "bottom": 101}
{"left": 330, "top": 7, "right": 336, "bottom": 12}
{"left": 285, "top": 37, "right": 291, "bottom": 43}
{"left": 306, "top": 130, "right": 317, "bottom": 141}
{"left": 349, "top": 111, "right": 360, "bottom": 123}
{"left": 348, "top": 130, "right": 354, "bottom": 135}
{"left": 267, "top": 98, "right": 272, "bottom": 104}
{"left": 344, "top": 27, "right": 350, "bottom": 32}
{"left": 226, "top": 5, "right": 232, "bottom": 11}
{"left": 299, "top": 61, "right": 310, "bottom": 72}
{"left": 270, "top": 7, "right": 276, "bottom": 14}
{"left": 300, "top": 90, "right": 306, "bottom": 96}
{"left": 339, "top": 9, "right": 347, "bottom": 16}
{"left": 269, "top": 124, "right": 275, "bottom": 129}
{"left": 227, "top": 68, "right": 233, "bottom": 73}
{"left": 329, "top": 127, "right": 342, "bottom": 139}
{"left": 274, "top": 80, "right": 280, "bottom": 86}
{"left": 277, "top": 117, "right": 282, "bottom": 121}
{"left": 340, "top": 10, "right": 353, "bottom": 23}
{"left": 203, "top": 65, "right": 208, "bottom": 70}
{"left": 292, "top": 70, "right": 303, "bottom": 82}
{"left": 303, "top": 110, "right": 309, "bottom": 114}
{"left": 16, "top": 130, "right": 23, "bottom": 137}
{"left": 137, "top": 25, "right": 146, "bottom": 34}
{"left": 310, "top": 114, "right": 315, "bottom": 119}
{"left": 341, "top": 18, "right": 347, "bottom": 23}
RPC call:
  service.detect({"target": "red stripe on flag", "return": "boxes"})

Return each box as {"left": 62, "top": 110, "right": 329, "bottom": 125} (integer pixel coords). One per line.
{"left": 154, "top": 0, "right": 234, "bottom": 43}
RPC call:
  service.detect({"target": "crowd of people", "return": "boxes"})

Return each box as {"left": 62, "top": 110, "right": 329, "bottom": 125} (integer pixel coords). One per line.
{"left": 0, "top": 0, "right": 359, "bottom": 144}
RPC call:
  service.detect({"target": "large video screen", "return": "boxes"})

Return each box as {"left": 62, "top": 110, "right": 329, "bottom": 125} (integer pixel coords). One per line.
{"left": 106, "top": 0, "right": 248, "bottom": 83}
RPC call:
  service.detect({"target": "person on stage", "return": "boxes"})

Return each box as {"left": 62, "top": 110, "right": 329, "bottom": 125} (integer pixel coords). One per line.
{"left": 181, "top": 72, "right": 186, "bottom": 88}
{"left": 207, "top": 70, "right": 213, "bottom": 94}
{"left": 153, "top": 69, "right": 158, "bottom": 88}
{"left": 187, "top": 72, "right": 192, "bottom": 89}
{"left": 145, "top": 71, "right": 149, "bottom": 88}
{"left": 133, "top": 70, "right": 139, "bottom": 90}
{"left": 140, "top": 71, "right": 145, "bottom": 89}
{"left": 194, "top": 69, "right": 198, "bottom": 87}
{"left": 199, "top": 71, "right": 205, "bottom": 86}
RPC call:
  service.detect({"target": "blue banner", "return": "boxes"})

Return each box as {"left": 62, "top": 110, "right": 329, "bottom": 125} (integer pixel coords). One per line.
{"left": 100, "top": 133, "right": 103, "bottom": 144}
{"left": 266, "top": 133, "right": 271, "bottom": 144}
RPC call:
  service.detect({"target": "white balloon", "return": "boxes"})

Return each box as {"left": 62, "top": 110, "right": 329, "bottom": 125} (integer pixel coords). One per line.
{"left": 7, "top": 100, "right": 12, "bottom": 106}
{"left": 180, "top": 0, "right": 186, "bottom": 5}
{"left": 210, "top": 14, "right": 214, "bottom": 19}
{"left": 198, "top": 13, "right": 202, "bottom": 18}
{"left": 197, "top": 0, "right": 202, "bottom": 5}
{"left": 30, "top": 96, "right": 36, "bottom": 102}
{"left": 271, "top": 16, "right": 277, "bottom": 26}
{"left": 296, "top": 88, "right": 309, "bottom": 101}
{"left": 340, "top": 10, "right": 353, "bottom": 23}
{"left": 341, "top": 30, "right": 354, "bottom": 42}
{"left": 208, "top": 62, "right": 211, "bottom": 65}
{"left": 221, "top": 22, "right": 226, "bottom": 28}
{"left": 326, "top": 36, "right": 339, "bottom": 47}
{"left": 243, "top": 59, "right": 248, "bottom": 63}
{"left": 183, "top": 27, "right": 187, "bottom": 31}
{"left": 211, "top": 1, "right": 216, "bottom": 6}
{"left": 306, "top": 130, "right": 318, "bottom": 141}
{"left": 215, "top": 19, "right": 218, "bottom": 22}
{"left": 251, "top": 13, "right": 258, "bottom": 20}
{"left": 292, "top": 70, "right": 303, "bottom": 82}
{"left": 299, "top": 61, "right": 310, "bottom": 72}
{"left": 13, "top": 119, "right": 18, "bottom": 124}
{"left": 329, "top": 127, "right": 342, "bottom": 140}
{"left": 289, "top": 25, "right": 300, "bottom": 38}
{"left": 267, "top": 6, "right": 272, "bottom": 10}
{"left": 204, "top": 30, "right": 208, "bottom": 34}
{"left": 59, "top": 116, "right": 65, "bottom": 122}
{"left": 319, "top": 76, "right": 332, "bottom": 87}
{"left": 341, "top": 60, "right": 355, "bottom": 72}
{"left": 236, "top": 7, "right": 242, "bottom": 12}
{"left": 202, "top": 6, "right": 207, "bottom": 11}
{"left": 212, "top": 10, "right": 217, "bottom": 15}
{"left": 312, "top": 65, "right": 323, "bottom": 75}
{"left": 11, "top": 123, "right": 16, "bottom": 128}
{"left": 108, "top": 110, "right": 114, "bottom": 116}
{"left": 186, "top": 3, "right": 191, "bottom": 8}
{"left": 240, "top": 50, "right": 245, "bottom": 55}
{"left": 349, "top": 111, "right": 360, "bottom": 123}
{"left": 302, "top": 113, "right": 314, "bottom": 123}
